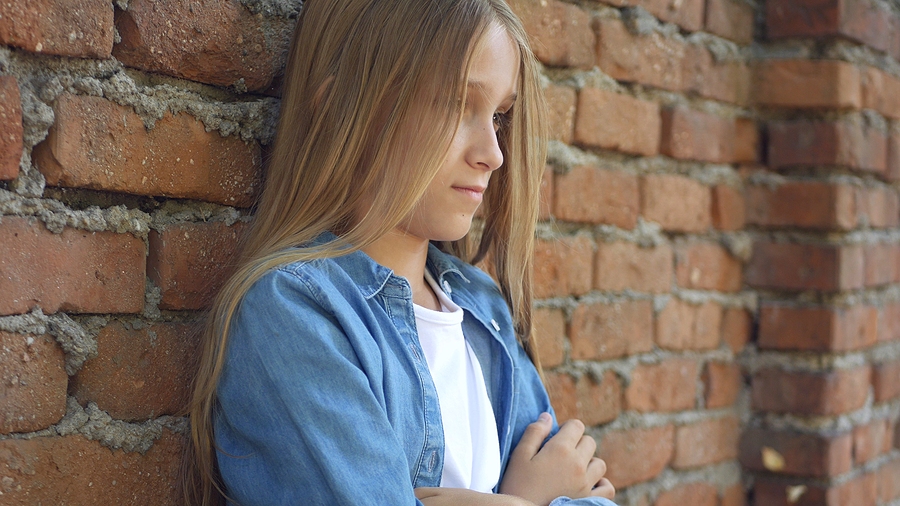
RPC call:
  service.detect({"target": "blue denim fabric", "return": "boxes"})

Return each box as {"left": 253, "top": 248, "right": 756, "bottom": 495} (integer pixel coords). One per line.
{"left": 215, "top": 233, "right": 619, "bottom": 506}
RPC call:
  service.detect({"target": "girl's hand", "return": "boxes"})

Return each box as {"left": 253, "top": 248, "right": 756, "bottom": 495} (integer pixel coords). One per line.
{"left": 499, "top": 413, "right": 616, "bottom": 506}
{"left": 415, "top": 487, "right": 538, "bottom": 506}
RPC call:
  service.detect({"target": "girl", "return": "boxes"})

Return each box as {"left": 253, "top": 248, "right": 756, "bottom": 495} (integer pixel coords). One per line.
{"left": 186, "top": 0, "right": 618, "bottom": 505}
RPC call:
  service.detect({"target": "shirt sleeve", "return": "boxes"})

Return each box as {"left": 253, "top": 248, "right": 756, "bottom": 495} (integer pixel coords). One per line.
{"left": 214, "top": 268, "right": 424, "bottom": 506}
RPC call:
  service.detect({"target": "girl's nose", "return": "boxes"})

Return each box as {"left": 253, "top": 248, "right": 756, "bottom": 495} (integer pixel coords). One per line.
{"left": 472, "top": 124, "right": 504, "bottom": 172}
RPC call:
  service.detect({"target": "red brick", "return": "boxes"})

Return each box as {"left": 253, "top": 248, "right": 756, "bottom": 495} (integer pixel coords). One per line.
{"left": 626, "top": 358, "right": 699, "bottom": 412}
{"left": 71, "top": 322, "right": 199, "bottom": 421}
{"left": 113, "top": 0, "right": 291, "bottom": 92}
{"left": 673, "top": 416, "right": 740, "bottom": 469}
{"left": 853, "top": 419, "right": 890, "bottom": 465}
{"left": 508, "top": 0, "right": 595, "bottom": 68}
{"left": 575, "top": 88, "right": 661, "bottom": 156}
{"left": 636, "top": 0, "right": 705, "bottom": 32}
{"left": 642, "top": 174, "right": 712, "bottom": 232}
{"left": 758, "top": 303, "right": 878, "bottom": 351}
{"left": 545, "top": 371, "right": 621, "bottom": 426}
{"left": 864, "top": 243, "right": 898, "bottom": 287}
{"left": 599, "top": 425, "right": 674, "bottom": 488}
{"left": 0, "top": 217, "right": 145, "bottom": 316}
{"left": 712, "top": 185, "right": 746, "bottom": 231}
{"left": 0, "top": 432, "right": 183, "bottom": 505}
{"left": 553, "top": 165, "right": 640, "bottom": 228}
{"left": 0, "top": 76, "right": 22, "bottom": 181}
{"left": 873, "top": 360, "right": 900, "bottom": 403}
{"left": 751, "top": 366, "right": 870, "bottom": 416}
{"left": 734, "top": 118, "right": 759, "bottom": 163}
{"left": 661, "top": 107, "right": 735, "bottom": 163}
{"left": 721, "top": 307, "right": 750, "bottom": 352}
{"left": 880, "top": 303, "right": 900, "bottom": 341}
{"left": 596, "top": 17, "right": 686, "bottom": 92}
{"left": 545, "top": 84, "right": 576, "bottom": 144}
{"left": 33, "top": 94, "right": 261, "bottom": 207}
{"left": 570, "top": 300, "right": 654, "bottom": 360}
{"left": 721, "top": 483, "right": 747, "bottom": 506}
{"left": 861, "top": 67, "right": 900, "bottom": 120}
{"left": 705, "top": 0, "right": 755, "bottom": 44}
{"left": 539, "top": 166, "right": 553, "bottom": 221}
{"left": 655, "top": 482, "right": 717, "bottom": 506}
{"left": 754, "top": 476, "right": 875, "bottom": 506}
{"left": 148, "top": 221, "right": 246, "bottom": 310}
{"left": 534, "top": 235, "right": 594, "bottom": 298}
{"left": 740, "top": 428, "right": 852, "bottom": 477}
{"left": 890, "top": 129, "right": 900, "bottom": 182}
{"left": 859, "top": 186, "right": 900, "bottom": 228}
{"left": 703, "top": 361, "right": 741, "bottom": 408}
{"left": 745, "top": 242, "right": 864, "bottom": 291}
{"left": 533, "top": 307, "right": 565, "bottom": 368}
{"left": 767, "top": 0, "right": 890, "bottom": 52}
{"left": 656, "top": 299, "right": 722, "bottom": 350}
{"left": 0, "top": 0, "right": 113, "bottom": 58}
{"left": 746, "top": 181, "right": 857, "bottom": 230}
{"left": 753, "top": 60, "right": 862, "bottom": 109}
{"left": 675, "top": 242, "right": 742, "bottom": 292}
{"left": 595, "top": 241, "right": 672, "bottom": 293}
{"left": 683, "top": 45, "right": 752, "bottom": 106}
{"left": 768, "top": 119, "right": 887, "bottom": 174}
{"left": 0, "top": 332, "right": 66, "bottom": 434}
{"left": 878, "top": 457, "right": 900, "bottom": 503}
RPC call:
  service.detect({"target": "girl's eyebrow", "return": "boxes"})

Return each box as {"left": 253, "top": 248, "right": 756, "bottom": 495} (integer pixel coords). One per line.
{"left": 467, "top": 80, "right": 518, "bottom": 103}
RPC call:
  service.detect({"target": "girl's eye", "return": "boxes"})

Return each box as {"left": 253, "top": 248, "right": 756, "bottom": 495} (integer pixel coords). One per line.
{"left": 492, "top": 111, "right": 510, "bottom": 132}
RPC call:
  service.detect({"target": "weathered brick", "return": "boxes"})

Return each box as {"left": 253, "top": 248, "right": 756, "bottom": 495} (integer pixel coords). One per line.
{"left": 508, "top": 0, "right": 595, "bottom": 68}
{"left": 754, "top": 60, "right": 862, "bottom": 109}
{"left": 683, "top": 45, "right": 752, "bottom": 106}
{"left": 596, "top": 17, "right": 686, "bottom": 92}
{"left": 768, "top": 119, "right": 887, "bottom": 174}
{"left": 642, "top": 174, "right": 712, "bottom": 232}
{"left": 655, "top": 482, "right": 717, "bottom": 506}
{"left": 0, "top": 76, "right": 22, "bottom": 181}
{"left": 0, "top": 432, "right": 183, "bottom": 505}
{"left": 575, "top": 88, "right": 661, "bottom": 157}
{"left": 740, "top": 428, "right": 852, "bottom": 477}
{"left": 745, "top": 181, "right": 857, "bottom": 230}
{"left": 861, "top": 67, "right": 900, "bottom": 120}
{"left": 703, "top": 361, "right": 742, "bottom": 408}
{"left": 661, "top": 107, "right": 735, "bottom": 163}
{"left": 880, "top": 303, "right": 900, "bottom": 341}
{"left": 635, "top": 0, "right": 705, "bottom": 32}
{"left": 545, "top": 371, "right": 621, "bottom": 426}
{"left": 853, "top": 419, "right": 891, "bottom": 465}
{"left": 0, "top": 0, "right": 113, "bottom": 58}
{"left": 599, "top": 425, "right": 674, "bottom": 488}
{"left": 113, "top": 0, "right": 292, "bottom": 92}
{"left": 890, "top": 129, "right": 900, "bottom": 182}
{"left": 721, "top": 482, "right": 747, "bottom": 506}
{"left": 656, "top": 299, "right": 722, "bottom": 350}
{"left": 674, "top": 242, "right": 742, "bottom": 292}
{"left": 71, "top": 322, "right": 199, "bottom": 422}
{"left": 533, "top": 307, "right": 565, "bottom": 369}
{"left": 544, "top": 84, "right": 576, "bottom": 144}
{"left": 0, "top": 217, "right": 145, "bottom": 316}
{"left": 859, "top": 186, "right": 900, "bottom": 228}
{"left": 733, "top": 118, "right": 759, "bottom": 163}
{"left": 745, "top": 242, "right": 864, "bottom": 292}
{"left": 754, "top": 473, "right": 877, "bottom": 506}
{"left": 539, "top": 166, "right": 553, "bottom": 221}
{"left": 148, "top": 221, "right": 246, "bottom": 310}
{"left": 0, "top": 332, "right": 66, "bottom": 434}
{"left": 534, "top": 235, "right": 594, "bottom": 298}
{"left": 751, "top": 366, "right": 870, "bottom": 416}
{"left": 864, "top": 243, "right": 898, "bottom": 287}
{"left": 767, "top": 0, "right": 890, "bottom": 52}
{"left": 873, "top": 360, "right": 900, "bottom": 403}
{"left": 673, "top": 416, "right": 740, "bottom": 469}
{"left": 594, "top": 241, "right": 673, "bottom": 293}
{"left": 721, "top": 307, "right": 750, "bottom": 353}
{"left": 626, "top": 358, "right": 699, "bottom": 412}
{"left": 33, "top": 94, "right": 261, "bottom": 207}
{"left": 712, "top": 185, "right": 746, "bottom": 231}
{"left": 878, "top": 457, "right": 900, "bottom": 503}
{"left": 570, "top": 300, "right": 654, "bottom": 360}
{"left": 553, "top": 165, "right": 640, "bottom": 228}
{"left": 705, "top": 0, "right": 755, "bottom": 44}
{"left": 758, "top": 303, "right": 878, "bottom": 351}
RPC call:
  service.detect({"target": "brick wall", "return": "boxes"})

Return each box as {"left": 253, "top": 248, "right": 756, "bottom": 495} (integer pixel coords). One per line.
{"left": 0, "top": 0, "right": 898, "bottom": 505}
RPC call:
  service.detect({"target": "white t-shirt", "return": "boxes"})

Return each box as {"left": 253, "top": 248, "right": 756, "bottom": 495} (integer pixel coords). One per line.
{"left": 413, "top": 273, "right": 501, "bottom": 492}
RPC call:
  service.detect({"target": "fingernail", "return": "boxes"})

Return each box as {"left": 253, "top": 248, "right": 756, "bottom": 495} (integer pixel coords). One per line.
{"left": 539, "top": 412, "right": 551, "bottom": 422}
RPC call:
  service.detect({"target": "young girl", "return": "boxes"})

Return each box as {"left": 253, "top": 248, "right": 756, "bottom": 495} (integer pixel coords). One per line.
{"left": 186, "top": 1, "right": 618, "bottom": 504}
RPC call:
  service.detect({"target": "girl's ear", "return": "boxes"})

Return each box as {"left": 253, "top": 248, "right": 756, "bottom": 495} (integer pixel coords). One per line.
{"left": 313, "top": 75, "right": 335, "bottom": 111}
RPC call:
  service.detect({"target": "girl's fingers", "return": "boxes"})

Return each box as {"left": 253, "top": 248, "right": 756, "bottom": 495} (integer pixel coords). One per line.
{"left": 590, "top": 478, "right": 616, "bottom": 500}
{"left": 585, "top": 457, "right": 607, "bottom": 485}
{"left": 511, "top": 412, "right": 553, "bottom": 460}
{"left": 575, "top": 433, "right": 597, "bottom": 462}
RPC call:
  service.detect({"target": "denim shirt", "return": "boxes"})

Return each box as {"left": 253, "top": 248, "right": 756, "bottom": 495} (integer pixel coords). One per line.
{"left": 215, "top": 234, "right": 618, "bottom": 506}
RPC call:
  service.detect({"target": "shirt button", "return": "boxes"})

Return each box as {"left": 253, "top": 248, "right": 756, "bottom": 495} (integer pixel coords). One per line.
{"left": 442, "top": 280, "right": 452, "bottom": 294}
{"left": 491, "top": 319, "right": 500, "bottom": 331}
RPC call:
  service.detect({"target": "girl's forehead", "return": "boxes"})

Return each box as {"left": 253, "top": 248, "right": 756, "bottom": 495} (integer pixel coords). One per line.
{"left": 466, "top": 24, "right": 519, "bottom": 98}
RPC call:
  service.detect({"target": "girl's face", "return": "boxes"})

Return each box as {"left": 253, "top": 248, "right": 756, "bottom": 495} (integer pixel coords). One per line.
{"left": 399, "top": 23, "right": 519, "bottom": 243}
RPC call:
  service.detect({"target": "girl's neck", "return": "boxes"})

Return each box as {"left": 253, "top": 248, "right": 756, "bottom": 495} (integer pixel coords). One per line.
{"left": 362, "top": 230, "right": 441, "bottom": 310}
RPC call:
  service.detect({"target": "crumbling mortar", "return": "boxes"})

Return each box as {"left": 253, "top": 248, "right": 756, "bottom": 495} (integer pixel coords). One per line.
{"left": 143, "top": 279, "right": 163, "bottom": 321}
{"left": 746, "top": 399, "right": 900, "bottom": 438}
{"left": 746, "top": 228, "right": 900, "bottom": 246}
{"left": 582, "top": 407, "right": 744, "bottom": 437}
{"left": 149, "top": 200, "right": 250, "bottom": 232}
{"left": 47, "top": 312, "right": 104, "bottom": 375}
{"left": 611, "top": 462, "right": 743, "bottom": 505}
{"left": 237, "top": 0, "right": 303, "bottom": 19}
{"left": 740, "top": 340, "right": 900, "bottom": 375}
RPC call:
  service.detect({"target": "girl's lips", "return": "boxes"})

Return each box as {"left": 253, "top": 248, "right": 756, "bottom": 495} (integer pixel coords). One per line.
{"left": 452, "top": 185, "right": 486, "bottom": 201}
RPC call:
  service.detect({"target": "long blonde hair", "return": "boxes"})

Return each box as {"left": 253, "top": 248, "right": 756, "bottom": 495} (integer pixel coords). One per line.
{"left": 184, "top": 0, "right": 547, "bottom": 503}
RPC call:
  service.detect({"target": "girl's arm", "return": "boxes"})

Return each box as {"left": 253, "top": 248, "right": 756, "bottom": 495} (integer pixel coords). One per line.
{"left": 415, "top": 488, "right": 537, "bottom": 506}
